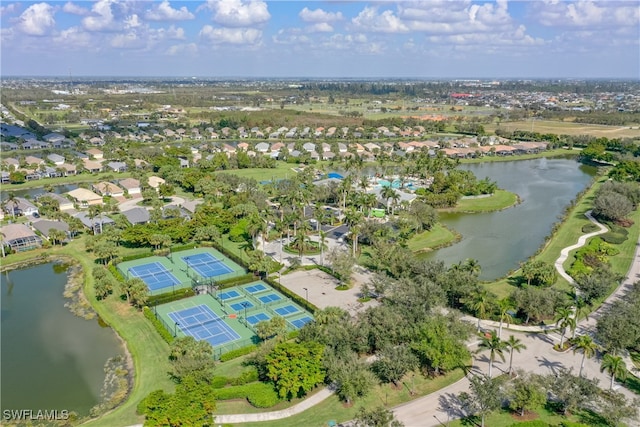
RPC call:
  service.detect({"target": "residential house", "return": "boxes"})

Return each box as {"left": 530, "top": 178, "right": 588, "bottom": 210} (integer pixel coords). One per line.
{"left": 118, "top": 178, "right": 141, "bottom": 195}
{"left": 2, "top": 158, "right": 20, "bottom": 168}
{"left": 179, "top": 158, "right": 190, "bottom": 168}
{"left": 39, "top": 193, "right": 74, "bottom": 211}
{"left": 59, "top": 163, "right": 77, "bottom": 176}
{"left": 106, "top": 161, "right": 127, "bottom": 173}
{"left": 148, "top": 176, "right": 166, "bottom": 191}
{"left": 93, "top": 182, "right": 124, "bottom": 197}
{"left": 255, "top": 142, "right": 270, "bottom": 154}
{"left": 66, "top": 188, "right": 103, "bottom": 208}
{"left": 0, "top": 224, "right": 42, "bottom": 252}
{"left": 3, "top": 197, "right": 39, "bottom": 216}
{"left": 47, "top": 154, "right": 65, "bottom": 165}
{"left": 73, "top": 212, "right": 114, "bottom": 234}
{"left": 24, "top": 156, "right": 44, "bottom": 167}
{"left": 302, "top": 142, "right": 316, "bottom": 153}
{"left": 32, "top": 219, "right": 69, "bottom": 239}
{"left": 121, "top": 207, "right": 150, "bottom": 225}
{"left": 43, "top": 133, "right": 66, "bottom": 144}
{"left": 82, "top": 159, "right": 103, "bottom": 173}
{"left": 86, "top": 148, "right": 104, "bottom": 159}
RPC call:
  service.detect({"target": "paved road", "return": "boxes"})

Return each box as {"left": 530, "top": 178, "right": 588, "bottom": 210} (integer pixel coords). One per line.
{"left": 395, "top": 228, "right": 640, "bottom": 427}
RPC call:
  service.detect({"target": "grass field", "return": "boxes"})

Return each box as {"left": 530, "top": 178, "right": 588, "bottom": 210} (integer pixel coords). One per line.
{"left": 407, "top": 223, "right": 459, "bottom": 253}
{"left": 460, "top": 148, "right": 579, "bottom": 164}
{"left": 215, "top": 162, "right": 300, "bottom": 182}
{"left": 485, "top": 120, "right": 640, "bottom": 138}
{"left": 443, "top": 189, "right": 518, "bottom": 213}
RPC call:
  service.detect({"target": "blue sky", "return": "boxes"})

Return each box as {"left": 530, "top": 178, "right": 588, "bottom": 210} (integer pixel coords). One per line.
{"left": 1, "top": 1, "right": 638, "bottom": 78}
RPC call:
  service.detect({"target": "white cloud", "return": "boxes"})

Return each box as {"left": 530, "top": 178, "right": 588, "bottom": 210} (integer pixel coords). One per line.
{"left": 351, "top": 6, "right": 409, "bottom": 33}
{"left": 15, "top": 2, "right": 56, "bottom": 36}
{"left": 53, "top": 26, "right": 93, "bottom": 49}
{"left": 530, "top": 1, "right": 638, "bottom": 28}
{"left": 111, "top": 31, "right": 144, "bottom": 49}
{"left": 200, "top": 0, "right": 270, "bottom": 27}
{"left": 307, "top": 22, "right": 334, "bottom": 33}
{"left": 62, "top": 2, "right": 91, "bottom": 16}
{"left": 1, "top": 3, "right": 21, "bottom": 17}
{"left": 164, "top": 25, "right": 186, "bottom": 40}
{"left": 165, "top": 43, "right": 198, "bottom": 56}
{"left": 299, "top": 7, "right": 343, "bottom": 23}
{"left": 145, "top": 0, "right": 194, "bottom": 22}
{"left": 272, "top": 28, "right": 312, "bottom": 45}
{"left": 82, "top": 0, "right": 118, "bottom": 32}
{"left": 199, "top": 25, "right": 262, "bottom": 45}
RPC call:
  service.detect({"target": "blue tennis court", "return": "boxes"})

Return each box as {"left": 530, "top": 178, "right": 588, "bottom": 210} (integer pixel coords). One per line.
{"left": 246, "top": 312, "right": 271, "bottom": 325}
{"left": 168, "top": 304, "right": 240, "bottom": 347}
{"left": 219, "top": 290, "right": 241, "bottom": 301}
{"left": 274, "top": 305, "right": 299, "bottom": 316}
{"left": 182, "top": 253, "right": 233, "bottom": 278}
{"left": 258, "top": 293, "right": 282, "bottom": 304}
{"left": 244, "top": 283, "right": 267, "bottom": 294}
{"left": 128, "top": 262, "right": 181, "bottom": 291}
{"left": 230, "top": 300, "right": 254, "bottom": 311}
{"left": 290, "top": 316, "right": 313, "bottom": 329}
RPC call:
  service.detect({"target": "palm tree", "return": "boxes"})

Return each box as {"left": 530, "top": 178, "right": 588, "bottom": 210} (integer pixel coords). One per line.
{"left": 554, "top": 307, "right": 576, "bottom": 349}
{"left": 497, "top": 297, "right": 515, "bottom": 339}
{"left": 476, "top": 330, "right": 507, "bottom": 378}
{"left": 573, "top": 334, "right": 598, "bottom": 377}
{"left": 505, "top": 335, "right": 527, "bottom": 374}
{"left": 464, "top": 288, "right": 493, "bottom": 331}
{"left": 7, "top": 192, "right": 18, "bottom": 218}
{"left": 319, "top": 230, "right": 327, "bottom": 266}
{"left": 600, "top": 353, "right": 628, "bottom": 390}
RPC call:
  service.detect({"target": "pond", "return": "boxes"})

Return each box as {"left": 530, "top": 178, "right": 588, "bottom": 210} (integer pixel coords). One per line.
{"left": 0, "top": 262, "right": 124, "bottom": 418}
{"left": 420, "top": 158, "right": 598, "bottom": 280}
{"left": 1, "top": 184, "right": 79, "bottom": 200}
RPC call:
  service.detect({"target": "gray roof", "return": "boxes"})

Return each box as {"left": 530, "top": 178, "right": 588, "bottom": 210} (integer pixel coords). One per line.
{"left": 73, "top": 212, "right": 115, "bottom": 229}
{"left": 32, "top": 219, "right": 69, "bottom": 237}
{"left": 121, "top": 207, "right": 150, "bottom": 224}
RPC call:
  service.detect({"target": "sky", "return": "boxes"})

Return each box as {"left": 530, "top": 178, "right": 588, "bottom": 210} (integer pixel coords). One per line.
{"left": 1, "top": 0, "right": 638, "bottom": 79}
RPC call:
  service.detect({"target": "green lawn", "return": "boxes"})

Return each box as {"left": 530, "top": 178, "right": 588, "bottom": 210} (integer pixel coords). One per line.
{"left": 1, "top": 172, "right": 133, "bottom": 191}
{"left": 460, "top": 148, "right": 579, "bottom": 164}
{"left": 214, "top": 162, "right": 302, "bottom": 182}
{"left": 407, "top": 223, "right": 459, "bottom": 253}
{"left": 226, "top": 368, "right": 466, "bottom": 427}
{"left": 448, "top": 407, "right": 589, "bottom": 427}
{"left": 444, "top": 189, "right": 519, "bottom": 213}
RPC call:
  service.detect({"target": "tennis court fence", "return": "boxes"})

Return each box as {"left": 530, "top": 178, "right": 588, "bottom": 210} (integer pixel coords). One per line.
{"left": 214, "top": 338, "right": 256, "bottom": 360}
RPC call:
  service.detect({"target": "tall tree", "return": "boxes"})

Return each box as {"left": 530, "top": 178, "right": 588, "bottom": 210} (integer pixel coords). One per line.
{"left": 600, "top": 353, "right": 628, "bottom": 390}
{"left": 505, "top": 335, "right": 527, "bottom": 375}
{"left": 476, "top": 330, "right": 507, "bottom": 378}
{"left": 496, "top": 297, "right": 515, "bottom": 339}
{"left": 353, "top": 406, "right": 404, "bottom": 427}
{"left": 464, "top": 288, "right": 494, "bottom": 331}
{"left": 265, "top": 341, "right": 325, "bottom": 400}
{"left": 459, "top": 374, "right": 502, "bottom": 427}
{"left": 554, "top": 307, "right": 576, "bottom": 349}
{"left": 573, "top": 334, "right": 598, "bottom": 377}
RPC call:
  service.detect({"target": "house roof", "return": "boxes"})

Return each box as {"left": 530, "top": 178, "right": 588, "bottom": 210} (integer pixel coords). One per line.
{"left": 39, "top": 192, "right": 74, "bottom": 207}
{"left": 121, "top": 207, "right": 150, "bottom": 224}
{"left": 73, "top": 212, "right": 115, "bottom": 228}
{"left": 1, "top": 223, "right": 39, "bottom": 241}
{"left": 32, "top": 219, "right": 69, "bottom": 236}
{"left": 148, "top": 176, "right": 165, "bottom": 188}
{"left": 67, "top": 188, "right": 103, "bottom": 202}
{"left": 94, "top": 182, "right": 123, "bottom": 195}
{"left": 118, "top": 178, "right": 141, "bottom": 190}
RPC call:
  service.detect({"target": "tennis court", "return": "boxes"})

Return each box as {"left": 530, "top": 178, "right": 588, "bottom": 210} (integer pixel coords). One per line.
{"left": 289, "top": 316, "right": 313, "bottom": 329}
{"left": 218, "top": 290, "right": 241, "bottom": 301}
{"left": 257, "top": 293, "right": 282, "bottom": 304}
{"left": 229, "top": 300, "right": 254, "bottom": 312}
{"left": 168, "top": 304, "right": 240, "bottom": 347}
{"left": 182, "top": 252, "right": 233, "bottom": 278}
{"left": 273, "top": 304, "right": 300, "bottom": 317}
{"left": 246, "top": 312, "right": 271, "bottom": 325}
{"left": 244, "top": 283, "right": 267, "bottom": 294}
{"left": 128, "top": 262, "right": 181, "bottom": 291}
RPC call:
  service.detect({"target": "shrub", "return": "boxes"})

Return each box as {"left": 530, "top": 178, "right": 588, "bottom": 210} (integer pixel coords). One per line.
{"left": 211, "top": 376, "right": 228, "bottom": 389}
{"left": 219, "top": 345, "right": 257, "bottom": 362}
{"left": 108, "top": 265, "right": 125, "bottom": 282}
{"left": 142, "top": 306, "right": 174, "bottom": 344}
{"left": 147, "top": 288, "right": 196, "bottom": 306}
{"left": 581, "top": 223, "right": 600, "bottom": 233}
{"left": 508, "top": 421, "right": 550, "bottom": 427}
{"left": 230, "top": 368, "right": 259, "bottom": 386}
{"left": 599, "top": 232, "right": 628, "bottom": 245}
{"left": 121, "top": 252, "right": 154, "bottom": 262}
{"left": 213, "top": 382, "right": 281, "bottom": 408}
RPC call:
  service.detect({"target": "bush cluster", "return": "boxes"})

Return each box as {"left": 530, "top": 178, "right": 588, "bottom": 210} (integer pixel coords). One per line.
{"left": 212, "top": 382, "right": 280, "bottom": 408}
{"left": 142, "top": 307, "right": 174, "bottom": 344}
{"left": 211, "top": 369, "right": 259, "bottom": 389}
{"left": 218, "top": 345, "right": 257, "bottom": 362}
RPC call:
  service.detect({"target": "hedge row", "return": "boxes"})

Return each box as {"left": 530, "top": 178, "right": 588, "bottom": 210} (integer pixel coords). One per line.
{"left": 211, "top": 368, "right": 259, "bottom": 389}
{"left": 108, "top": 265, "right": 125, "bottom": 282}
{"left": 170, "top": 243, "right": 198, "bottom": 253}
{"left": 148, "top": 288, "right": 196, "bottom": 306}
{"left": 217, "top": 273, "right": 256, "bottom": 289}
{"left": 120, "top": 252, "right": 153, "bottom": 262}
{"left": 213, "top": 382, "right": 280, "bottom": 408}
{"left": 219, "top": 344, "right": 258, "bottom": 362}
{"left": 142, "top": 306, "right": 174, "bottom": 344}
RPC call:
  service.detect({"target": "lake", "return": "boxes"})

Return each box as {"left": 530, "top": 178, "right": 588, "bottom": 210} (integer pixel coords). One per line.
{"left": 420, "top": 157, "right": 598, "bottom": 280}
{"left": 0, "top": 262, "right": 124, "bottom": 417}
